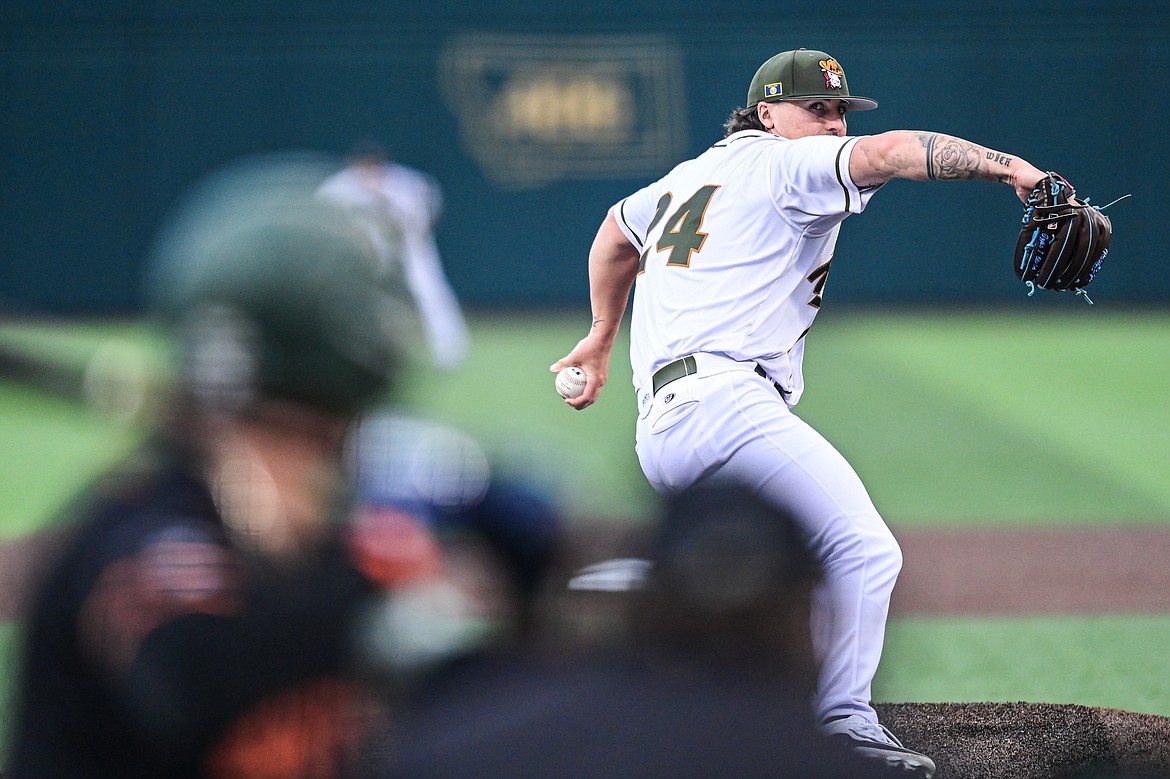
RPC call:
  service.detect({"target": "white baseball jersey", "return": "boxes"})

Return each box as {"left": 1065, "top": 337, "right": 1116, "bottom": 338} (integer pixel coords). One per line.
{"left": 613, "top": 130, "right": 881, "bottom": 405}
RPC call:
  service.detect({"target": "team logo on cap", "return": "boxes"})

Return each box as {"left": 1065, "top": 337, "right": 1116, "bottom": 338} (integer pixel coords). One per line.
{"left": 763, "top": 82, "right": 783, "bottom": 99}
{"left": 819, "top": 58, "right": 845, "bottom": 91}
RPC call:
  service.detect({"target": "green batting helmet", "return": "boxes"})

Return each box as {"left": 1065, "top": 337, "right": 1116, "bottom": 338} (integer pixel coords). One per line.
{"left": 147, "top": 153, "right": 407, "bottom": 417}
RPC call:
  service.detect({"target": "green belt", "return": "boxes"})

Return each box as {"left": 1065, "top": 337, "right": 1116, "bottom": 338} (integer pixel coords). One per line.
{"left": 651, "top": 355, "right": 698, "bottom": 395}
{"left": 651, "top": 355, "right": 786, "bottom": 397}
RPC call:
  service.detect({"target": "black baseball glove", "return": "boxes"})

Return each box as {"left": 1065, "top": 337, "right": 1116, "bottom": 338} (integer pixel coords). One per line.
{"left": 1014, "top": 172, "right": 1113, "bottom": 304}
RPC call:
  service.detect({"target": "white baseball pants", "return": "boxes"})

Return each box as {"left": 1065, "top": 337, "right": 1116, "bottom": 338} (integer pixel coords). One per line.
{"left": 634, "top": 352, "right": 902, "bottom": 724}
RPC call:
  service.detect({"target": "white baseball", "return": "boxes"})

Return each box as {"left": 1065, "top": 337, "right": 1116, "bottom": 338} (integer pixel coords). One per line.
{"left": 555, "top": 366, "right": 587, "bottom": 399}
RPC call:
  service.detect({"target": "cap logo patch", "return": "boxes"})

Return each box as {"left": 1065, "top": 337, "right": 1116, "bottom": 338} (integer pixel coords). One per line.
{"left": 763, "top": 82, "right": 783, "bottom": 99}
{"left": 819, "top": 58, "right": 844, "bottom": 92}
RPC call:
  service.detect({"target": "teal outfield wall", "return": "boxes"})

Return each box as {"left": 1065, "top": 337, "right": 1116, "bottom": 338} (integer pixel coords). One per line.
{"left": 2, "top": 2, "right": 1166, "bottom": 313}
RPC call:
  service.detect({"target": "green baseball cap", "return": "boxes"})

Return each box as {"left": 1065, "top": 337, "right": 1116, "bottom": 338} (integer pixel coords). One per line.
{"left": 746, "top": 48, "right": 877, "bottom": 111}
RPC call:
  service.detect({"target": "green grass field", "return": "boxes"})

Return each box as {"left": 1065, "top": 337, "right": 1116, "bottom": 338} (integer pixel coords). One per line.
{"left": 877, "top": 615, "right": 1170, "bottom": 716}
{"left": 2, "top": 308, "right": 1169, "bottom": 734}
{"left": 5, "top": 308, "right": 1169, "bottom": 528}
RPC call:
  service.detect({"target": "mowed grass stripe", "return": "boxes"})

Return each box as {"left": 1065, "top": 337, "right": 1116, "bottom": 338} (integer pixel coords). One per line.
{"left": 798, "top": 310, "right": 1170, "bottom": 524}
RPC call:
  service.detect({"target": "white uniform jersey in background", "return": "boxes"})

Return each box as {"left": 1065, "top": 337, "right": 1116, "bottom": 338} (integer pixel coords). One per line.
{"left": 318, "top": 163, "right": 470, "bottom": 371}
{"left": 613, "top": 130, "right": 880, "bottom": 405}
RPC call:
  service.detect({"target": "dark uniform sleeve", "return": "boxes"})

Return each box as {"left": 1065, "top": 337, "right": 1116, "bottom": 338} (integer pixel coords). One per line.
{"left": 114, "top": 530, "right": 378, "bottom": 758}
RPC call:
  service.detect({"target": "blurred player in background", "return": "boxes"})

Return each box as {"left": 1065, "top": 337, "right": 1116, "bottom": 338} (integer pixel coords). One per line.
{"left": 551, "top": 47, "right": 1051, "bottom": 777}
{"left": 318, "top": 139, "right": 470, "bottom": 373}
{"left": 5, "top": 154, "right": 461, "bottom": 778}
{"left": 320, "top": 142, "right": 564, "bottom": 639}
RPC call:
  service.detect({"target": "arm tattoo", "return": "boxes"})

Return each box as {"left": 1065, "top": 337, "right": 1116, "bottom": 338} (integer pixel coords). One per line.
{"left": 917, "top": 133, "right": 986, "bottom": 181}
{"left": 986, "top": 151, "right": 1014, "bottom": 167}
{"left": 985, "top": 150, "right": 1015, "bottom": 184}
{"left": 924, "top": 134, "right": 937, "bottom": 181}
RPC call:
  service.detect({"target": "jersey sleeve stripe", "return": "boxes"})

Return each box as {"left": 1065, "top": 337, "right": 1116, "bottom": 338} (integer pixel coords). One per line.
{"left": 833, "top": 137, "right": 867, "bottom": 214}
{"left": 834, "top": 140, "right": 853, "bottom": 212}
{"left": 616, "top": 198, "right": 646, "bottom": 248}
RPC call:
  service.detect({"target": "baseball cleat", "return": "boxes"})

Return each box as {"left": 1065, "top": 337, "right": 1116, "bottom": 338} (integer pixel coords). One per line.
{"left": 823, "top": 715, "right": 936, "bottom": 777}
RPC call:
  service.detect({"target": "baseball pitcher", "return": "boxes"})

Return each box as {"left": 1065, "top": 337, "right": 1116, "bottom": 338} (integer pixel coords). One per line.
{"left": 551, "top": 47, "right": 1071, "bottom": 777}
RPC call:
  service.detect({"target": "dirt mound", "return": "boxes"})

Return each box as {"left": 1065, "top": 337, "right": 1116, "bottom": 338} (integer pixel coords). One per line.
{"left": 891, "top": 527, "right": 1170, "bottom": 615}
{"left": 877, "top": 702, "right": 1170, "bottom": 778}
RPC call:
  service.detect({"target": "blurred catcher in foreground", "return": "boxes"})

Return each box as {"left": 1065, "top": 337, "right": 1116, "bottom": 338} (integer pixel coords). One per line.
{"left": 372, "top": 480, "right": 908, "bottom": 778}
{"left": 5, "top": 154, "right": 459, "bottom": 778}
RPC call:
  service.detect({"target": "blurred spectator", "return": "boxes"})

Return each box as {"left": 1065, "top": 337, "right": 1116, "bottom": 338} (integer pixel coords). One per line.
{"left": 4, "top": 153, "right": 453, "bottom": 778}
{"left": 367, "top": 480, "right": 909, "bottom": 778}
{"left": 318, "top": 140, "right": 470, "bottom": 372}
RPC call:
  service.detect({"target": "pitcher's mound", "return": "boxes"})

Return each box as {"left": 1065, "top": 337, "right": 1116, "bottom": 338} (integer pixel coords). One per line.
{"left": 876, "top": 702, "right": 1170, "bottom": 778}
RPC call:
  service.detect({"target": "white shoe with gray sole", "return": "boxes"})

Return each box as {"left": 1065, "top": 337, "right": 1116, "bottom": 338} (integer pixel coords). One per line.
{"left": 823, "top": 715, "right": 936, "bottom": 777}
